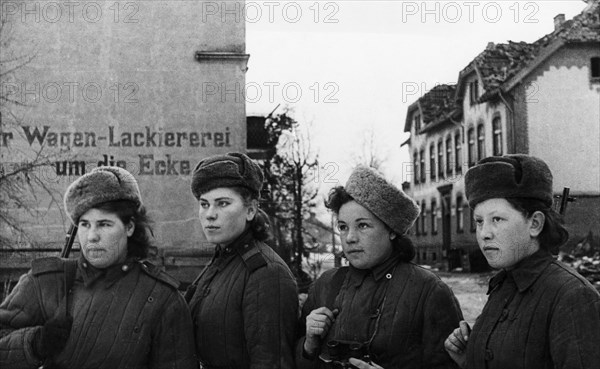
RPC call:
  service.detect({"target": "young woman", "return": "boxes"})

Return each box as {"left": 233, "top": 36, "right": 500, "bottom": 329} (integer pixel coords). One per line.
{"left": 297, "top": 166, "right": 463, "bottom": 369}
{"left": 0, "top": 166, "right": 197, "bottom": 369}
{"left": 444, "top": 154, "right": 600, "bottom": 369}
{"left": 186, "top": 152, "right": 298, "bottom": 369}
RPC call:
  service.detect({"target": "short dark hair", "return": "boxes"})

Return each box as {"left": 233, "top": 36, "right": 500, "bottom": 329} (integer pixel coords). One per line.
{"left": 93, "top": 200, "right": 154, "bottom": 258}
{"left": 325, "top": 186, "right": 415, "bottom": 262}
{"left": 231, "top": 186, "right": 271, "bottom": 242}
{"left": 505, "top": 198, "right": 569, "bottom": 251}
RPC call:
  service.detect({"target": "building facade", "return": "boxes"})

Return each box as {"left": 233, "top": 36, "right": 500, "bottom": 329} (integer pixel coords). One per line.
{"left": 1, "top": 1, "right": 249, "bottom": 284}
{"left": 404, "top": 2, "right": 600, "bottom": 271}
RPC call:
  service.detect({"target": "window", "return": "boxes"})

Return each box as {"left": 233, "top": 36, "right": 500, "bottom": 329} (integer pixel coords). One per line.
{"left": 455, "top": 131, "right": 462, "bottom": 173}
{"left": 431, "top": 198, "right": 438, "bottom": 235}
{"left": 415, "top": 201, "right": 421, "bottom": 235}
{"left": 414, "top": 114, "right": 421, "bottom": 133}
{"left": 468, "top": 128, "right": 476, "bottom": 167}
{"left": 421, "top": 202, "right": 427, "bottom": 236}
{"left": 430, "top": 145, "right": 436, "bottom": 181}
{"left": 420, "top": 149, "right": 426, "bottom": 183}
{"left": 493, "top": 117, "right": 503, "bottom": 156}
{"left": 592, "top": 57, "right": 600, "bottom": 81}
{"left": 413, "top": 152, "right": 419, "bottom": 185}
{"left": 422, "top": 251, "right": 427, "bottom": 261}
{"left": 469, "top": 80, "right": 479, "bottom": 105}
{"left": 432, "top": 252, "right": 437, "bottom": 262}
{"left": 438, "top": 141, "right": 444, "bottom": 179}
{"left": 446, "top": 136, "right": 453, "bottom": 176}
{"left": 477, "top": 124, "right": 486, "bottom": 161}
{"left": 456, "top": 195, "right": 464, "bottom": 233}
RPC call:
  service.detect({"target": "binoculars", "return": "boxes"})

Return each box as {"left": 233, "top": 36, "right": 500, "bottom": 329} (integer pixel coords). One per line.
{"left": 319, "top": 339, "right": 372, "bottom": 369}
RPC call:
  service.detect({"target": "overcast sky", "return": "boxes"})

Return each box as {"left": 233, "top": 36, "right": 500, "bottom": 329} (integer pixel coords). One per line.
{"left": 245, "top": 0, "right": 588, "bottom": 188}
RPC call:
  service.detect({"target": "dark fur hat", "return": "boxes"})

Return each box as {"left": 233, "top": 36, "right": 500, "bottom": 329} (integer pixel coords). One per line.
{"left": 64, "top": 166, "right": 142, "bottom": 224}
{"left": 191, "top": 152, "right": 264, "bottom": 199}
{"left": 345, "top": 166, "right": 420, "bottom": 235}
{"left": 465, "top": 154, "right": 553, "bottom": 209}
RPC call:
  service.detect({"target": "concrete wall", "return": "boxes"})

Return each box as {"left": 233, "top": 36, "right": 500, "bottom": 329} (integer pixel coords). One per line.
{"left": 0, "top": 1, "right": 247, "bottom": 254}
{"left": 525, "top": 44, "right": 600, "bottom": 195}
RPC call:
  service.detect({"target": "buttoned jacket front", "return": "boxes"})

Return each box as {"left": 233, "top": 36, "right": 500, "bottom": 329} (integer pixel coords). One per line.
{"left": 296, "top": 253, "right": 463, "bottom": 369}
{"left": 187, "top": 230, "right": 298, "bottom": 369}
{"left": 0, "top": 256, "right": 197, "bottom": 369}
{"left": 466, "top": 249, "right": 600, "bottom": 369}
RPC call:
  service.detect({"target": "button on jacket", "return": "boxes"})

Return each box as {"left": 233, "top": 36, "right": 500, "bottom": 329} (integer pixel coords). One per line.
{"left": 0, "top": 256, "right": 197, "bottom": 369}
{"left": 296, "top": 252, "right": 463, "bottom": 369}
{"left": 187, "top": 230, "right": 298, "bottom": 369}
{"left": 466, "top": 249, "right": 600, "bottom": 369}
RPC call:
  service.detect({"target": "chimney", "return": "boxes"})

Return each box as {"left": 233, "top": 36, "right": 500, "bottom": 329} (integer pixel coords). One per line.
{"left": 486, "top": 42, "right": 495, "bottom": 50}
{"left": 554, "top": 14, "right": 565, "bottom": 31}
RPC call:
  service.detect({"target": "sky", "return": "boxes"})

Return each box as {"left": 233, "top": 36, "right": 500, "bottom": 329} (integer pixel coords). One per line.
{"left": 245, "top": 0, "right": 588, "bottom": 189}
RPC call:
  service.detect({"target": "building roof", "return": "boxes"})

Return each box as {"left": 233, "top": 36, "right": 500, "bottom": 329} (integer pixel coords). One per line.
{"left": 405, "top": 1, "right": 599, "bottom": 135}
{"left": 457, "top": 0, "right": 599, "bottom": 102}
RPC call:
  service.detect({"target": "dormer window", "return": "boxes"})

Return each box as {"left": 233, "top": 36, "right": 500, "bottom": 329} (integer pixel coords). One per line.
{"left": 469, "top": 80, "right": 479, "bottom": 106}
{"left": 414, "top": 113, "right": 421, "bottom": 133}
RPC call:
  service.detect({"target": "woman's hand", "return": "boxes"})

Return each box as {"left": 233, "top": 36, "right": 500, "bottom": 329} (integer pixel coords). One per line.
{"left": 348, "top": 358, "right": 383, "bottom": 369}
{"left": 444, "top": 320, "right": 471, "bottom": 369}
{"left": 303, "top": 307, "right": 338, "bottom": 356}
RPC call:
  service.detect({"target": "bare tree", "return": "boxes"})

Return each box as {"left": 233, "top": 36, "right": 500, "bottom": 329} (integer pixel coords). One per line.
{"left": 351, "top": 126, "right": 389, "bottom": 170}
{"left": 0, "top": 18, "right": 69, "bottom": 250}
{"left": 260, "top": 108, "right": 319, "bottom": 286}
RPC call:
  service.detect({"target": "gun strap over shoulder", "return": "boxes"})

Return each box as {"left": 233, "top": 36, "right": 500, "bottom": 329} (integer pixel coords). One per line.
{"left": 325, "top": 267, "right": 349, "bottom": 309}
{"left": 63, "top": 259, "right": 78, "bottom": 318}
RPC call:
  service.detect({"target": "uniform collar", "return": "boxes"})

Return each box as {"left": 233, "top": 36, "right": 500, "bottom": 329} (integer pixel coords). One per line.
{"left": 486, "top": 249, "right": 554, "bottom": 294}
{"left": 212, "top": 228, "right": 254, "bottom": 267}
{"left": 78, "top": 255, "right": 138, "bottom": 288}
{"left": 509, "top": 248, "right": 554, "bottom": 293}
{"left": 348, "top": 250, "right": 401, "bottom": 287}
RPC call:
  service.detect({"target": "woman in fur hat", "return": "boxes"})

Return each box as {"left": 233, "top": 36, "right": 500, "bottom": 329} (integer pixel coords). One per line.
{"left": 0, "top": 166, "right": 197, "bottom": 369}
{"left": 186, "top": 152, "right": 298, "bottom": 369}
{"left": 444, "top": 154, "right": 600, "bottom": 369}
{"left": 296, "top": 165, "right": 463, "bottom": 369}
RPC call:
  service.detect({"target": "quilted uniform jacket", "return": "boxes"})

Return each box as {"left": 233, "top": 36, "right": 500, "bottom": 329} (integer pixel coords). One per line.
{"left": 296, "top": 252, "right": 463, "bottom": 369}
{"left": 187, "top": 230, "right": 298, "bottom": 369}
{"left": 0, "top": 256, "right": 197, "bottom": 369}
{"left": 466, "top": 249, "right": 600, "bottom": 369}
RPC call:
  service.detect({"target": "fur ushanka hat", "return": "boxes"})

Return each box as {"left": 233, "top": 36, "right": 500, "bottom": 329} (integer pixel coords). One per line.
{"left": 465, "top": 154, "right": 554, "bottom": 209}
{"left": 191, "top": 152, "right": 264, "bottom": 199}
{"left": 345, "top": 166, "right": 420, "bottom": 235}
{"left": 64, "top": 166, "right": 142, "bottom": 224}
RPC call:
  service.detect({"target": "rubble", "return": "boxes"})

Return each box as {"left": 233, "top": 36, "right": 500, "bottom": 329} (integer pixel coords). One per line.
{"left": 559, "top": 252, "right": 600, "bottom": 292}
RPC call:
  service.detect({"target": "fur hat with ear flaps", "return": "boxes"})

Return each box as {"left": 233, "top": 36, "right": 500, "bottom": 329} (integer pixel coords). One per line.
{"left": 345, "top": 166, "right": 420, "bottom": 235}
{"left": 64, "top": 166, "right": 142, "bottom": 224}
{"left": 465, "top": 154, "right": 554, "bottom": 209}
{"left": 190, "top": 152, "right": 264, "bottom": 199}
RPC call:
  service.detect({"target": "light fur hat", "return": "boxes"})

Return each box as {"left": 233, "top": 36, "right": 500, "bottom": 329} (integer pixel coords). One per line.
{"left": 345, "top": 166, "right": 420, "bottom": 235}
{"left": 64, "top": 166, "right": 142, "bottom": 224}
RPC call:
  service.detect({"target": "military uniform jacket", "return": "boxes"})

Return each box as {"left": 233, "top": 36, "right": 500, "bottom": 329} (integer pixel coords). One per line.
{"left": 296, "top": 252, "right": 463, "bottom": 369}
{"left": 466, "top": 249, "right": 600, "bottom": 369}
{"left": 0, "top": 256, "right": 197, "bottom": 369}
{"left": 187, "top": 230, "right": 298, "bottom": 369}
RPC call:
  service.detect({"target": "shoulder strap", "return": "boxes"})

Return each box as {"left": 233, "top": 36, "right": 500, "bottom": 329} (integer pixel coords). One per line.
{"left": 325, "top": 267, "right": 349, "bottom": 309}
{"left": 63, "top": 258, "right": 78, "bottom": 318}
{"left": 139, "top": 260, "right": 180, "bottom": 289}
{"left": 239, "top": 245, "right": 267, "bottom": 273}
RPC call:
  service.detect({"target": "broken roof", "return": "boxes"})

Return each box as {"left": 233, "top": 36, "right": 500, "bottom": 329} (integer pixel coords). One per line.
{"left": 403, "top": 84, "right": 459, "bottom": 133}
{"left": 458, "top": 0, "right": 600, "bottom": 101}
